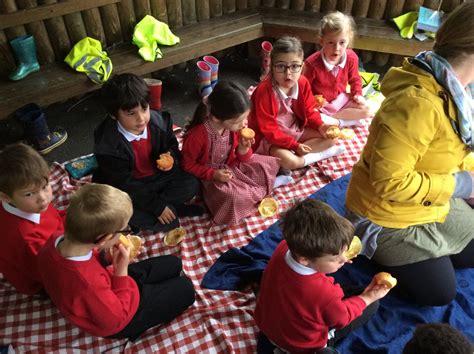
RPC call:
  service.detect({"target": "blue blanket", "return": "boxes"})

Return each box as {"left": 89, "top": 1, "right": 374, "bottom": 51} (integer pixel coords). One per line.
{"left": 202, "top": 174, "right": 474, "bottom": 353}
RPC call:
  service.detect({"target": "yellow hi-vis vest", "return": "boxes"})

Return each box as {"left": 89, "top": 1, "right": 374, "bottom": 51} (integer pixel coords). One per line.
{"left": 64, "top": 37, "right": 112, "bottom": 84}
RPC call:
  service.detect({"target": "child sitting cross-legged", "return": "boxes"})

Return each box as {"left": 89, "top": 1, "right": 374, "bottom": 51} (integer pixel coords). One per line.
{"left": 254, "top": 199, "right": 390, "bottom": 353}
{"left": 93, "top": 73, "right": 203, "bottom": 233}
{"left": 0, "top": 143, "right": 64, "bottom": 295}
{"left": 303, "top": 11, "right": 372, "bottom": 128}
{"left": 181, "top": 81, "right": 292, "bottom": 225}
{"left": 38, "top": 183, "right": 195, "bottom": 339}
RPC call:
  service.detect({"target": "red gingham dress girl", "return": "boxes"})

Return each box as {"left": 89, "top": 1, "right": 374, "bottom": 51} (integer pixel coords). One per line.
{"left": 202, "top": 120, "right": 279, "bottom": 225}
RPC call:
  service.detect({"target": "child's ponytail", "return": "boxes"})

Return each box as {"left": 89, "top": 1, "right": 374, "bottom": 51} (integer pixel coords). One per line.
{"left": 185, "top": 100, "right": 208, "bottom": 132}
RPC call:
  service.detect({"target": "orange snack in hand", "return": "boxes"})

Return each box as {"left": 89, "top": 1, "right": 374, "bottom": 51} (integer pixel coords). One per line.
{"left": 314, "top": 95, "right": 326, "bottom": 108}
{"left": 156, "top": 153, "right": 174, "bottom": 169}
{"left": 116, "top": 234, "right": 142, "bottom": 260}
{"left": 240, "top": 127, "right": 255, "bottom": 140}
{"left": 374, "top": 272, "right": 397, "bottom": 289}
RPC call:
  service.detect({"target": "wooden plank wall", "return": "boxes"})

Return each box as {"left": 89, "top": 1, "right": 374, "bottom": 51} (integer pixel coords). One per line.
{"left": 0, "top": 0, "right": 461, "bottom": 77}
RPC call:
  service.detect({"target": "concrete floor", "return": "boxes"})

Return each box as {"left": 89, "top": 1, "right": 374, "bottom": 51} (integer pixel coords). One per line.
{"left": 0, "top": 51, "right": 261, "bottom": 164}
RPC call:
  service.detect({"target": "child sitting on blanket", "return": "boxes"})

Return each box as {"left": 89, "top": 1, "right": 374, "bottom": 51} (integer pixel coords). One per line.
{"left": 248, "top": 36, "right": 344, "bottom": 171}
{"left": 93, "top": 73, "right": 203, "bottom": 233}
{"left": 38, "top": 183, "right": 195, "bottom": 339}
{"left": 181, "top": 81, "right": 292, "bottom": 225}
{"left": 254, "top": 199, "right": 390, "bottom": 353}
{"left": 0, "top": 143, "right": 64, "bottom": 295}
{"left": 303, "top": 11, "right": 372, "bottom": 128}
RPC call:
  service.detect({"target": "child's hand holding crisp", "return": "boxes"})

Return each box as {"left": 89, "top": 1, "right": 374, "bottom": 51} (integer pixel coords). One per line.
{"left": 296, "top": 143, "right": 312, "bottom": 156}
{"left": 358, "top": 276, "right": 391, "bottom": 305}
{"left": 214, "top": 169, "right": 233, "bottom": 183}
{"left": 112, "top": 242, "right": 130, "bottom": 277}
{"left": 238, "top": 135, "right": 254, "bottom": 154}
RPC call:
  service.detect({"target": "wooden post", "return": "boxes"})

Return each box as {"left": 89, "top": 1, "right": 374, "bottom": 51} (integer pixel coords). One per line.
{"left": 305, "top": 0, "right": 321, "bottom": 12}
{"left": 262, "top": 0, "right": 276, "bottom": 7}
{"left": 3, "top": 0, "right": 27, "bottom": 39}
{"left": 117, "top": 0, "right": 136, "bottom": 42}
{"left": 337, "top": 0, "right": 353, "bottom": 13}
{"left": 210, "top": 0, "right": 223, "bottom": 17}
{"left": 352, "top": 0, "right": 371, "bottom": 66}
{"left": 277, "top": 0, "right": 290, "bottom": 9}
{"left": 134, "top": 0, "right": 151, "bottom": 22}
{"left": 291, "top": 0, "right": 306, "bottom": 11}
{"left": 385, "top": 0, "right": 406, "bottom": 67}
{"left": 196, "top": 0, "right": 210, "bottom": 20}
{"left": 223, "top": 0, "right": 236, "bottom": 13}
{"left": 182, "top": 0, "right": 197, "bottom": 25}
{"left": 368, "top": 0, "right": 389, "bottom": 67}
{"left": 442, "top": 0, "right": 461, "bottom": 12}
{"left": 237, "top": 0, "right": 248, "bottom": 9}
{"left": 99, "top": 3, "right": 123, "bottom": 46}
{"left": 321, "top": 0, "right": 337, "bottom": 12}
{"left": 151, "top": 0, "right": 169, "bottom": 23}
{"left": 423, "top": 0, "right": 441, "bottom": 9}
{"left": 82, "top": 8, "right": 107, "bottom": 46}
{"left": 58, "top": 0, "right": 87, "bottom": 45}
{"left": 0, "top": 30, "right": 16, "bottom": 75}
{"left": 16, "top": 0, "right": 55, "bottom": 64}
{"left": 403, "top": 0, "right": 423, "bottom": 11}
{"left": 40, "top": 0, "right": 71, "bottom": 61}
{"left": 166, "top": 0, "right": 183, "bottom": 28}
{"left": 247, "top": 0, "right": 261, "bottom": 8}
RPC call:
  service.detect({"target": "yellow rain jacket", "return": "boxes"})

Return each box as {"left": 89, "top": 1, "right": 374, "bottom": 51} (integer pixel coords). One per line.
{"left": 347, "top": 59, "right": 472, "bottom": 228}
{"left": 132, "top": 15, "right": 180, "bottom": 62}
{"left": 64, "top": 37, "right": 112, "bottom": 84}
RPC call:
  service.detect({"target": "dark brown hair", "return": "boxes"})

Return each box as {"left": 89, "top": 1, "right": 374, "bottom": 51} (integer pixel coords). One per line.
{"left": 0, "top": 143, "right": 49, "bottom": 196}
{"left": 281, "top": 199, "right": 354, "bottom": 259}
{"left": 185, "top": 81, "right": 250, "bottom": 132}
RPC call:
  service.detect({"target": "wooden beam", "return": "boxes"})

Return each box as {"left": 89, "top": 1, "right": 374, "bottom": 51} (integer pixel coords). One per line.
{"left": 0, "top": 0, "right": 120, "bottom": 30}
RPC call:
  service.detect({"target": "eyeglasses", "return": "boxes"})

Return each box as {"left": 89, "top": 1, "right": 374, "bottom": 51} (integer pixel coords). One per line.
{"left": 93, "top": 226, "right": 133, "bottom": 244}
{"left": 273, "top": 63, "right": 303, "bottom": 73}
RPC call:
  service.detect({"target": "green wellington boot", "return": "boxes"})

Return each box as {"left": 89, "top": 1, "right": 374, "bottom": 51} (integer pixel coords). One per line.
{"left": 9, "top": 35, "right": 40, "bottom": 81}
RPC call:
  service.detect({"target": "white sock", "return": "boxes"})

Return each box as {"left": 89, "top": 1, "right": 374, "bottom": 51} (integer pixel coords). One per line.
{"left": 273, "top": 175, "right": 294, "bottom": 188}
{"left": 303, "top": 145, "right": 345, "bottom": 166}
{"left": 339, "top": 119, "right": 364, "bottom": 127}
{"left": 320, "top": 113, "right": 339, "bottom": 126}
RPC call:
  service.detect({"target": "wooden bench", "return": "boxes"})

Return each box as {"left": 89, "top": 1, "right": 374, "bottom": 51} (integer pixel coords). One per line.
{"left": 0, "top": 7, "right": 433, "bottom": 121}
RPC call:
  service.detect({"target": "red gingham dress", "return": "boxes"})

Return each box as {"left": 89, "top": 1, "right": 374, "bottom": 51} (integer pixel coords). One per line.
{"left": 202, "top": 120, "right": 280, "bottom": 225}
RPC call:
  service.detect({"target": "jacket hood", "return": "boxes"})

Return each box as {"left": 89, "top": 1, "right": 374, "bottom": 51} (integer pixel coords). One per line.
{"left": 381, "top": 58, "right": 440, "bottom": 98}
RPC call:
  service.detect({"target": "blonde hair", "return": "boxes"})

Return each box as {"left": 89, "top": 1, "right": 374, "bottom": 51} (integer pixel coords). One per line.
{"left": 0, "top": 143, "right": 49, "bottom": 197}
{"left": 65, "top": 183, "right": 133, "bottom": 243}
{"left": 433, "top": 2, "right": 474, "bottom": 60}
{"left": 319, "top": 11, "right": 355, "bottom": 46}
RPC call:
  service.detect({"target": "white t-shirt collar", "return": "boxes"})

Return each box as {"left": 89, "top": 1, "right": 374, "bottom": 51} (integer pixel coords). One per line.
{"left": 321, "top": 50, "right": 347, "bottom": 72}
{"left": 2, "top": 201, "right": 41, "bottom": 224}
{"left": 55, "top": 236, "right": 93, "bottom": 261}
{"left": 117, "top": 121, "right": 148, "bottom": 142}
{"left": 284, "top": 250, "right": 317, "bottom": 275}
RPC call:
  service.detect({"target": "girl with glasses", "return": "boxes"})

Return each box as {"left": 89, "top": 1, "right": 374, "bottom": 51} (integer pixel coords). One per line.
{"left": 248, "top": 36, "right": 344, "bottom": 171}
{"left": 303, "top": 11, "right": 372, "bottom": 128}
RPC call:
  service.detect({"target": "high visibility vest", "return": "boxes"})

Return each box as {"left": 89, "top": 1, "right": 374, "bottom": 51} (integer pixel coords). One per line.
{"left": 64, "top": 37, "right": 112, "bottom": 84}
{"left": 133, "top": 15, "right": 180, "bottom": 62}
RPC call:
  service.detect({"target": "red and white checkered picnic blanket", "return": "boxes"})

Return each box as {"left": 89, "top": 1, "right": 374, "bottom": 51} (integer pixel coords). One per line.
{"left": 0, "top": 125, "right": 369, "bottom": 353}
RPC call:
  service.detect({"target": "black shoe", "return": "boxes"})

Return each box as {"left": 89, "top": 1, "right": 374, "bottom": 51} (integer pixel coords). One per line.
{"left": 175, "top": 203, "right": 206, "bottom": 217}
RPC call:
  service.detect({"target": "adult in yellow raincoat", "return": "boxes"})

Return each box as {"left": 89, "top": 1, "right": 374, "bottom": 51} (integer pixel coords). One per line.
{"left": 346, "top": 2, "right": 474, "bottom": 306}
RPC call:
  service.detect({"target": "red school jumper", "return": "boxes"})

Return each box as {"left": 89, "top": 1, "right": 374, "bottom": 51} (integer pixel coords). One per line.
{"left": 254, "top": 241, "right": 366, "bottom": 352}
{"left": 0, "top": 203, "right": 64, "bottom": 295}
{"left": 38, "top": 236, "right": 140, "bottom": 337}
{"left": 303, "top": 49, "right": 362, "bottom": 103}
{"left": 248, "top": 76, "right": 323, "bottom": 152}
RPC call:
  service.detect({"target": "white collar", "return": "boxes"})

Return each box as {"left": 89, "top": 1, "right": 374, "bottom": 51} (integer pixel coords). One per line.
{"left": 54, "top": 236, "right": 93, "bottom": 261}
{"left": 2, "top": 201, "right": 41, "bottom": 224}
{"left": 284, "top": 250, "right": 317, "bottom": 275}
{"left": 276, "top": 82, "right": 299, "bottom": 101}
{"left": 321, "top": 51, "right": 347, "bottom": 72}
{"left": 117, "top": 121, "right": 148, "bottom": 142}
